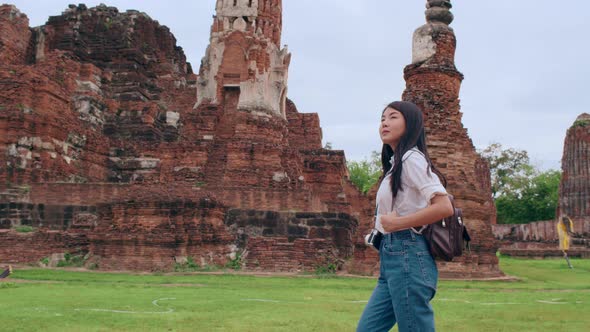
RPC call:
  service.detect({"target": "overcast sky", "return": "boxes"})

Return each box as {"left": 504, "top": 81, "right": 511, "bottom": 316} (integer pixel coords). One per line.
{"left": 7, "top": 1, "right": 589, "bottom": 171}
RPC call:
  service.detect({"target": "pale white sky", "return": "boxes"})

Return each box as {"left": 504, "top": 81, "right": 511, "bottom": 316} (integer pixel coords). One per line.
{"left": 6, "top": 1, "right": 589, "bottom": 171}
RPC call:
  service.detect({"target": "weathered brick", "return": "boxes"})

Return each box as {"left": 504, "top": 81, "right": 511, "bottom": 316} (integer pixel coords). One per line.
{"left": 0, "top": 1, "right": 501, "bottom": 277}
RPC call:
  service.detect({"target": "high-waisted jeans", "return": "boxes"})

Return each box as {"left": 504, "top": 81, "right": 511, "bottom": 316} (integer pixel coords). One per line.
{"left": 357, "top": 229, "right": 438, "bottom": 332}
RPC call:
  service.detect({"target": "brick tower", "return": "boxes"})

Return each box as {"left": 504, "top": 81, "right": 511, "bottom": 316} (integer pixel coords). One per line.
{"left": 402, "top": 0, "right": 503, "bottom": 277}
{"left": 559, "top": 113, "right": 590, "bottom": 231}
{"left": 196, "top": 0, "right": 290, "bottom": 118}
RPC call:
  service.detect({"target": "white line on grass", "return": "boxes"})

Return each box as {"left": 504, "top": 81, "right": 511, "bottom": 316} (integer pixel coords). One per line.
{"left": 438, "top": 298, "right": 580, "bottom": 305}
{"left": 241, "top": 298, "right": 372, "bottom": 304}
{"left": 152, "top": 297, "right": 176, "bottom": 306}
{"left": 239, "top": 297, "right": 582, "bottom": 306}
{"left": 75, "top": 298, "right": 176, "bottom": 314}
{"left": 436, "top": 298, "right": 524, "bottom": 305}
{"left": 437, "top": 298, "right": 472, "bottom": 304}
{"left": 536, "top": 298, "right": 567, "bottom": 304}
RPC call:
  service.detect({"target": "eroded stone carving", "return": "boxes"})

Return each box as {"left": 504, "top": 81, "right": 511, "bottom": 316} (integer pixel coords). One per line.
{"left": 195, "top": 0, "right": 291, "bottom": 118}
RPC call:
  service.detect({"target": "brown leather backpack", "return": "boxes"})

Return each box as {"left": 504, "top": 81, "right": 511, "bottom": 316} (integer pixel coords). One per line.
{"left": 422, "top": 196, "right": 471, "bottom": 261}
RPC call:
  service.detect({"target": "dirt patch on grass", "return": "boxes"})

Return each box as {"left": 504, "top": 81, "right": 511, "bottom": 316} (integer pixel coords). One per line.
{"left": 1, "top": 278, "right": 60, "bottom": 284}
{"left": 157, "top": 283, "right": 207, "bottom": 287}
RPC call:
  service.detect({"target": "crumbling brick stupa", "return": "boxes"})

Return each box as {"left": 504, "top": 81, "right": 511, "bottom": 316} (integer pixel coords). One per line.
{"left": 1, "top": 0, "right": 502, "bottom": 278}
{"left": 559, "top": 113, "right": 590, "bottom": 228}
{"left": 556, "top": 113, "right": 590, "bottom": 255}
{"left": 353, "top": 0, "right": 502, "bottom": 277}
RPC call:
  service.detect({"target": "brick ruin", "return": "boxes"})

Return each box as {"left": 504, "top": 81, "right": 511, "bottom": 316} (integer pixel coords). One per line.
{"left": 0, "top": 1, "right": 358, "bottom": 272}
{"left": 493, "top": 220, "right": 590, "bottom": 258}
{"left": 559, "top": 113, "right": 590, "bottom": 228}
{"left": 400, "top": 0, "right": 501, "bottom": 277}
{"left": 493, "top": 113, "right": 590, "bottom": 257}
{"left": 1, "top": 1, "right": 502, "bottom": 278}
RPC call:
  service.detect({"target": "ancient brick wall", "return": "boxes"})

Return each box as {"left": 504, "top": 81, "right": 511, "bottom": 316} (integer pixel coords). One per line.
{"left": 0, "top": 187, "right": 357, "bottom": 271}
{"left": 0, "top": 201, "right": 97, "bottom": 230}
{"left": 344, "top": 181, "right": 380, "bottom": 275}
{"left": 0, "top": 229, "right": 89, "bottom": 264}
{"left": 0, "top": 52, "right": 111, "bottom": 184}
{"left": 493, "top": 220, "right": 590, "bottom": 258}
{"left": 0, "top": 4, "right": 197, "bottom": 186}
{"left": 0, "top": 5, "right": 31, "bottom": 65}
{"left": 36, "top": 192, "right": 350, "bottom": 273}
{"left": 88, "top": 197, "right": 234, "bottom": 271}
{"left": 285, "top": 99, "right": 322, "bottom": 150}
{"left": 301, "top": 150, "right": 352, "bottom": 213}
{"left": 227, "top": 209, "right": 357, "bottom": 271}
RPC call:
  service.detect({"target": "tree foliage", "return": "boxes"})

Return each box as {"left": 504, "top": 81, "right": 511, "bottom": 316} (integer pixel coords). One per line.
{"left": 479, "top": 142, "right": 534, "bottom": 198}
{"left": 480, "top": 143, "right": 561, "bottom": 224}
{"left": 347, "top": 151, "right": 381, "bottom": 194}
{"left": 495, "top": 170, "right": 561, "bottom": 224}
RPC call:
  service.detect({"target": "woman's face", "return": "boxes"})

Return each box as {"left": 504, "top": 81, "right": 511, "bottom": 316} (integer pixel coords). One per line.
{"left": 380, "top": 107, "right": 406, "bottom": 148}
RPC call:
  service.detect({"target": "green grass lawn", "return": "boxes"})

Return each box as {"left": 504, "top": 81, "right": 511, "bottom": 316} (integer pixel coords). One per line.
{"left": 1, "top": 256, "right": 588, "bottom": 332}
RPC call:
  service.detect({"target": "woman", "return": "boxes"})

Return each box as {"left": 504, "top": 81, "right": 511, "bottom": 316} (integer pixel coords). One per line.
{"left": 357, "top": 101, "right": 454, "bottom": 332}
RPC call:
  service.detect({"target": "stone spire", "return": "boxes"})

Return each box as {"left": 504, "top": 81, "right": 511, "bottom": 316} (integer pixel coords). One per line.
{"left": 426, "top": 0, "right": 454, "bottom": 25}
{"left": 195, "top": 0, "right": 290, "bottom": 117}
{"left": 401, "top": 0, "right": 502, "bottom": 278}
{"left": 411, "top": 0, "right": 457, "bottom": 65}
{"left": 558, "top": 113, "right": 590, "bottom": 222}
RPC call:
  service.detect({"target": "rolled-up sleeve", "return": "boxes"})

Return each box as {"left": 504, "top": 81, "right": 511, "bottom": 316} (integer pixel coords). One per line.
{"left": 401, "top": 152, "right": 447, "bottom": 203}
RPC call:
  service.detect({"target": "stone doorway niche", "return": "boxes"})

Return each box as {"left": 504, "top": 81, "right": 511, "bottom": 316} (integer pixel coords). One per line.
{"left": 223, "top": 85, "right": 240, "bottom": 113}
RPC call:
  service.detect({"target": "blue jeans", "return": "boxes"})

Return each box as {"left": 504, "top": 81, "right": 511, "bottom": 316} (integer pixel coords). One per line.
{"left": 357, "top": 230, "right": 438, "bottom": 332}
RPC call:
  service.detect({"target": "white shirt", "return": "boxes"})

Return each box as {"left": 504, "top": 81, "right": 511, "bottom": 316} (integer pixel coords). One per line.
{"left": 374, "top": 147, "right": 448, "bottom": 234}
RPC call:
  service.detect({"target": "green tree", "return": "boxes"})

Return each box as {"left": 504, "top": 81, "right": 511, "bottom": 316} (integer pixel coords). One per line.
{"left": 480, "top": 143, "right": 561, "bottom": 224}
{"left": 495, "top": 170, "right": 561, "bottom": 224}
{"left": 480, "top": 143, "right": 534, "bottom": 197}
{"left": 347, "top": 151, "right": 381, "bottom": 194}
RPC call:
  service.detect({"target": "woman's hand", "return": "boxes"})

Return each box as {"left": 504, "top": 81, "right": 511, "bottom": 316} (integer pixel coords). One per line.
{"left": 380, "top": 210, "right": 400, "bottom": 233}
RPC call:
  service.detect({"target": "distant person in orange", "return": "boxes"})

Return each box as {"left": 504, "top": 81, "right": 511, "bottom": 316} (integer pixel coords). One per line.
{"left": 557, "top": 216, "right": 574, "bottom": 269}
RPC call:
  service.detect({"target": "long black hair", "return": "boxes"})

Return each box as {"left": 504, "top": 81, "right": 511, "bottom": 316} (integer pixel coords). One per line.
{"left": 380, "top": 101, "right": 447, "bottom": 198}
